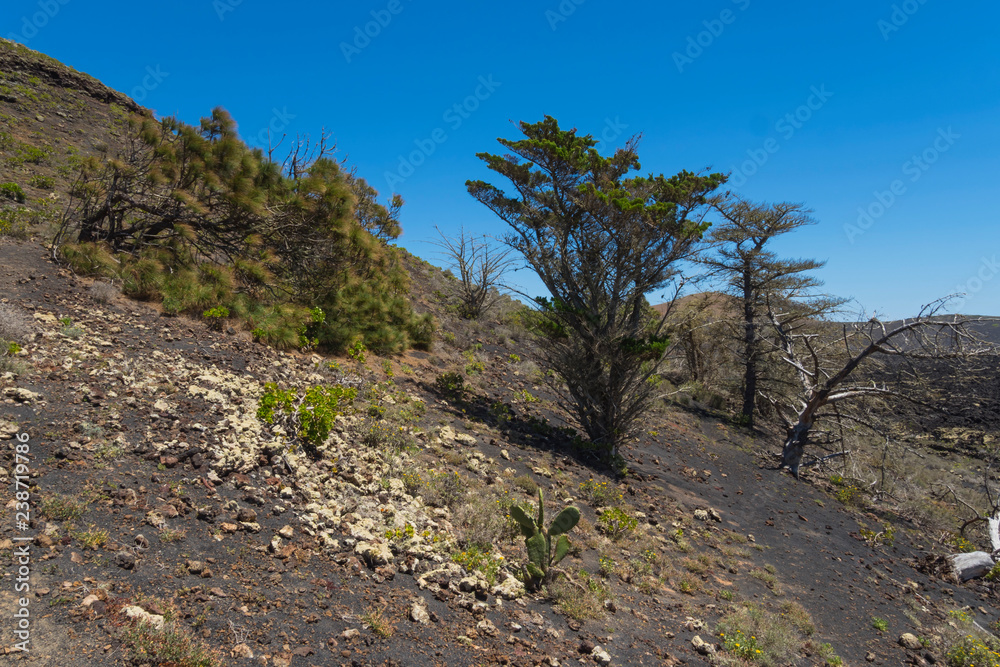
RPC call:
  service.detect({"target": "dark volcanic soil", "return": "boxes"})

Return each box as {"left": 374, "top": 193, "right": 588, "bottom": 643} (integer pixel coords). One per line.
{"left": 1, "top": 238, "right": 997, "bottom": 667}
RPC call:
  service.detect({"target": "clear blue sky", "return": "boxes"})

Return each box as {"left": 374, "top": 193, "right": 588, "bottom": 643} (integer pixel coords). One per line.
{"left": 5, "top": 0, "right": 998, "bottom": 318}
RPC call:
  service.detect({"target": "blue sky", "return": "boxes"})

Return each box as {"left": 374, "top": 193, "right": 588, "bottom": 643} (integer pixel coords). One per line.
{"left": 5, "top": 0, "right": 998, "bottom": 318}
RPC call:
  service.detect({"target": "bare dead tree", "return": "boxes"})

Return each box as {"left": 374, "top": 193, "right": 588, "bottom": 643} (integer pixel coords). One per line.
{"left": 430, "top": 226, "right": 516, "bottom": 319}
{"left": 765, "top": 296, "right": 998, "bottom": 477}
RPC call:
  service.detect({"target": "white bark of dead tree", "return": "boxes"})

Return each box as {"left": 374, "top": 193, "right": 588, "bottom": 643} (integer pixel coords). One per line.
{"left": 766, "top": 297, "right": 996, "bottom": 477}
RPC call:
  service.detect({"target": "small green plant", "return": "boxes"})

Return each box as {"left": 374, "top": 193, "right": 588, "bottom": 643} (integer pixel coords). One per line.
{"left": 58, "top": 316, "right": 84, "bottom": 339}
{"left": 597, "top": 506, "right": 638, "bottom": 541}
{"left": 985, "top": 562, "right": 1000, "bottom": 583}
{"left": 435, "top": 371, "right": 466, "bottom": 399}
{"left": 0, "top": 182, "right": 26, "bottom": 203}
{"left": 40, "top": 495, "right": 84, "bottom": 521}
{"left": 817, "top": 643, "right": 843, "bottom": 666}
{"left": 452, "top": 545, "right": 505, "bottom": 587}
{"left": 835, "top": 484, "right": 864, "bottom": 505}
{"left": 360, "top": 606, "right": 394, "bottom": 638}
{"left": 509, "top": 489, "right": 581, "bottom": 589}
{"left": 385, "top": 523, "right": 416, "bottom": 542}
{"left": 489, "top": 400, "right": 513, "bottom": 425}
{"left": 859, "top": 523, "right": 896, "bottom": 548}
{"left": 72, "top": 526, "right": 109, "bottom": 549}
{"left": 28, "top": 174, "right": 55, "bottom": 189}
{"left": 949, "top": 609, "right": 973, "bottom": 624}
{"left": 6, "top": 341, "right": 21, "bottom": 355}
{"left": 508, "top": 353, "right": 521, "bottom": 363}
{"left": 297, "top": 307, "right": 325, "bottom": 349}
{"left": 946, "top": 534, "right": 978, "bottom": 554}
{"left": 256, "top": 383, "right": 357, "bottom": 458}
{"left": 716, "top": 603, "right": 807, "bottom": 667}
{"left": 362, "top": 418, "right": 409, "bottom": 453}
{"left": 514, "top": 388, "right": 538, "bottom": 404}
{"left": 871, "top": 616, "right": 888, "bottom": 632}
{"left": 0, "top": 207, "right": 29, "bottom": 238}
{"left": 202, "top": 306, "right": 229, "bottom": 331}
{"left": 160, "top": 529, "right": 186, "bottom": 543}
{"left": 347, "top": 338, "right": 367, "bottom": 363}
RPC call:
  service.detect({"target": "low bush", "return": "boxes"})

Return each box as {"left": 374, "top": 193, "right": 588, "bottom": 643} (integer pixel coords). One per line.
{"left": 597, "top": 506, "right": 638, "bottom": 541}
{"left": 256, "top": 383, "right": 356, "bottom": 458}
{"left": 0, "top": 182, "right": 26, "bottom": 202}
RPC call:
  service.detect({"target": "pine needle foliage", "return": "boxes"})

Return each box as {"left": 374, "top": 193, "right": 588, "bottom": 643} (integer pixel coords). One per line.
{"left": 54, "top": 108, "right": 431, "bottom": 353}
{"left": 467, "top": 116, "right": 724, "bottom": 460}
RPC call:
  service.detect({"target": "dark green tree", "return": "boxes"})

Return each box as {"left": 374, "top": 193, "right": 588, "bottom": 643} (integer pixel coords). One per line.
{"left": 467, "top": 116, "right": 724, "bottom": 461}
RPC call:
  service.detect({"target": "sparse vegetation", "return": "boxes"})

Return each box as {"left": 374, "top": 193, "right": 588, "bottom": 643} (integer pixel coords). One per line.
{"left": 716, "top": 603, "right": 807, "bottom": 667}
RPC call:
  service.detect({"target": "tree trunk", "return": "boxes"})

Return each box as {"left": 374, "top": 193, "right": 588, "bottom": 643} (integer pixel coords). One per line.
{"left": 781, "top": 419, "right": 813, "bottom": 478}
{"left": 740, "top": 275, "right": 756, "bottom": 428}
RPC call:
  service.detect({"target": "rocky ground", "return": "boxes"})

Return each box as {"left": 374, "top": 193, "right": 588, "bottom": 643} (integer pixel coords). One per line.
{"left": 0, "top": 239, "right": 998, "bottom": 667}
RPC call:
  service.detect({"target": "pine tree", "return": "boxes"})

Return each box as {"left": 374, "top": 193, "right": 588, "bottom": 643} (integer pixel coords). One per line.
{"left": 698, "top": 194, "right": 843, "bottom": 429}
{"left": 467, "top": 116, "right": 724, "bottom": 461}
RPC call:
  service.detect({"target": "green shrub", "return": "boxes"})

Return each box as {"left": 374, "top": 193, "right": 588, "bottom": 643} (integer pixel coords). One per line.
{"left": 513, "top": 474, "right": 539, "bottom": 496}
{"left": 28, "top": 174, "right": 55, "bottom": 189}
{"left": 0, "top": 182, "right": 26, "bottom": 202}
{"left": 435, "top": 371, "right": 466, "bottom": 399}
{"left": 202, "top": 306, "right": 229, "bottom": 331}
{"left": 8, "top": 142, "right": 50, "bottom": 165}
{"left": 597, "top": 506, "right": 638, "bottom": 541}
{"left": 256, "top": 383, "right": 356, "bottom": 458}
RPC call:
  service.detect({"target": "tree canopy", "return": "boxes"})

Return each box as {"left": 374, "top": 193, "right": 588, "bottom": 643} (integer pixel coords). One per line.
{"left": 467, "top": 115, "right": 725, "bottom": 461}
